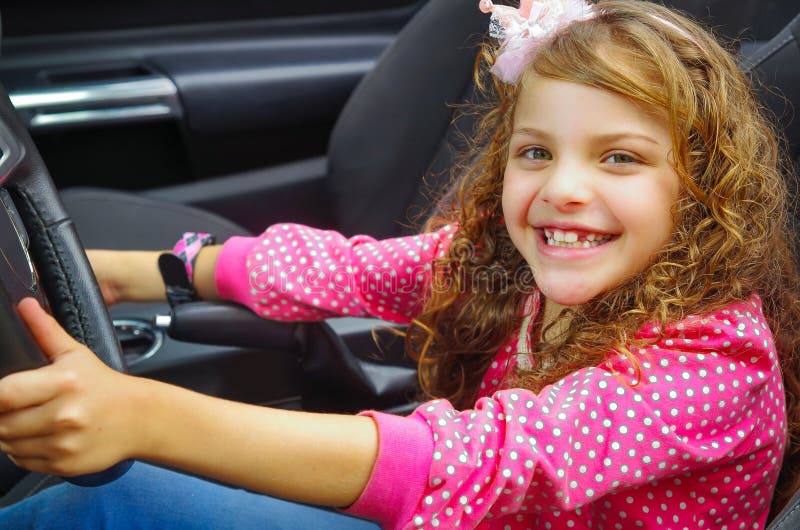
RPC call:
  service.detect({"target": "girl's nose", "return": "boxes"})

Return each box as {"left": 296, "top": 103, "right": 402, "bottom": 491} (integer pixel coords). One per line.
{"left": 537, "top": 164, "right": 593, "bottom": 211}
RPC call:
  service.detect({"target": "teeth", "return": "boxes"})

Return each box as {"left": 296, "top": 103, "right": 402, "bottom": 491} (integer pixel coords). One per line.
{"left": 542, "top": 228, "right": 613, "bottom": 248}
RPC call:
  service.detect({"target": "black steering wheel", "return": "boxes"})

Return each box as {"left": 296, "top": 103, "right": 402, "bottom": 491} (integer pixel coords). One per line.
{"left": 0, "top": 83, "right": 130, "bottom": 492}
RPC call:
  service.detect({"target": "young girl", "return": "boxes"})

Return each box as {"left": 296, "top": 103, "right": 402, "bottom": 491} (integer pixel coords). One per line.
{"left": 2, "top": 0, "right": 799, "bottom": 528}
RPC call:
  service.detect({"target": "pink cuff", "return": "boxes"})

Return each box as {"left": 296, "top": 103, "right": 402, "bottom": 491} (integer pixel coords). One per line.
{"left": 343, "top": 411, "right": 433, "bottom": 529}
{"left": 215, "top": 236, "right": 258, "bottom": 303}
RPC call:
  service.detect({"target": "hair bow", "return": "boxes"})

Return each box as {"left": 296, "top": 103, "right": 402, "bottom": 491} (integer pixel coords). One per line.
{"left": 479, "top": 0, "right": 595, "bottom": 83}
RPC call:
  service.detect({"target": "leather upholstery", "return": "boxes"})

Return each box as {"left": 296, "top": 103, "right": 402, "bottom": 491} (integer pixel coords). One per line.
{"left": 61, "top": 187, "right": 249, "bottom": 250}
{"left": 740, "top": 12, "right": 800, "bottom": 530}
{"left": 327, "top": 0, "right": 486, "bottom": 238}
{"left": 742, "top": 12, "right": 800, "bottom": 164}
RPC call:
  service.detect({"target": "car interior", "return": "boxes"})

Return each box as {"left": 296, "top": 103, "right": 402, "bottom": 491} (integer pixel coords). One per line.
{"left": 0, "top": 0, "right": 798, "bottom": 526}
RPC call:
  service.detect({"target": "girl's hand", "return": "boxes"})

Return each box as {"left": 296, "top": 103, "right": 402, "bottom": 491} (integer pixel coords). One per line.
{"left": 0, "top": 299, "right": 140, "bottom": 477}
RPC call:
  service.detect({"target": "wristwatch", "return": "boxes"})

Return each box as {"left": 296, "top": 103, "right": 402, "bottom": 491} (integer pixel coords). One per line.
{"left": 158, "top": 232, "right": 216, "bottom": 307}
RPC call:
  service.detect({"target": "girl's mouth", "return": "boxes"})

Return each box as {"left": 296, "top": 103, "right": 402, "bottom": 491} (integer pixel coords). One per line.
{"left": 542, "top": 228, "right": 616, "bottom": 249}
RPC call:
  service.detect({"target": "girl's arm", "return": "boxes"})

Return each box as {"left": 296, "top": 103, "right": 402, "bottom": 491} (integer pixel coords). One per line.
{"left": 88, "top": 222, "right": 455, "bottom": 314}
{"left": 139, "top": 377, "right": 377, "bottom": 506}
{"left": 0, "top": 299, "right": 376, "bottom": 507}
{"left": 86, "top": 246, "right": 223, "bottom": 305}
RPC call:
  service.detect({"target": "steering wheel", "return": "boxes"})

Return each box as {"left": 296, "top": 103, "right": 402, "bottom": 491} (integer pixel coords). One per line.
{"left": 0, "top": 83, "right": 131, "bottom": 489}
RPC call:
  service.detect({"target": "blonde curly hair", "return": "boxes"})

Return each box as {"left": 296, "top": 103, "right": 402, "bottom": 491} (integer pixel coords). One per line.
{"left": 405, "top": 0, "right": 800, "bottom": 516}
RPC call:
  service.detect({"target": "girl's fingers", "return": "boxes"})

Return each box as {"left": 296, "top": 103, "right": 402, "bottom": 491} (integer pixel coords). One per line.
{"left": 16, "top": 298, "right": 82, "bottom": 362}
{"left": 3, "top": 453, "right": 49, "bottom": 475}
{"left": 1, "top": 444, "right": 71, "bottom": 478}
{"left": 0, "top": 434, "right": 88, "bottom": 477}
{"left": 0, "top": 298, "right": 95, "bottom": 413}
{"left": 0, "top": 366, "right": 65, "bottom": 413}
{"left": 0, "top": 436, "right": 52, "bottom": 460}
{"left": 0, "top": 403, "right": 57, "bottom": 441}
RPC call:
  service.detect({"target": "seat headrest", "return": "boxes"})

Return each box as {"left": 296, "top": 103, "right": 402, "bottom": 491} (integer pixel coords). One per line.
{"left": 326, "top": 0, "right": 486, "bottom": 239}
{"left": 742, "top": 12, "right": 800, "bottom": 163}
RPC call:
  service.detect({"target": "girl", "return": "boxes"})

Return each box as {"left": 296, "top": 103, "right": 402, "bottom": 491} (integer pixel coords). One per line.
{"left": 2, "top": 0, "right": 799, "bottom": 528}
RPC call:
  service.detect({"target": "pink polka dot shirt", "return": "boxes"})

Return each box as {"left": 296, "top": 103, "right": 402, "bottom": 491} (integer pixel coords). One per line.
{"left": 215, "top": 224, "right": 785, "bottom": 529}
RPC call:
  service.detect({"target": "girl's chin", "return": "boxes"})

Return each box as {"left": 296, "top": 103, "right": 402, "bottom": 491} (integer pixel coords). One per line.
{"left": 536, "top": 283, "right": 599, "bottom": 307}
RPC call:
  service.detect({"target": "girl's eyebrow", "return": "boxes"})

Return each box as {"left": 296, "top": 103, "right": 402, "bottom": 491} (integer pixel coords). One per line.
{"left": 591, "top": 132, "right": 663, "bottom": 146}
{"left": 510, "top": 126, "right": 551, "bottom": 139}
{"left": 511, "top": 127, "right": 662, "bottom": 146}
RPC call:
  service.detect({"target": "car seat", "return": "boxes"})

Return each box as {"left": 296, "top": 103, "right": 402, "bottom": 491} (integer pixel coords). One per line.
{"left": 742, "top": 11, "right": 800, "bottom": 170}
{"left": 742, "top": 11, "right": 800, "bottom": 530}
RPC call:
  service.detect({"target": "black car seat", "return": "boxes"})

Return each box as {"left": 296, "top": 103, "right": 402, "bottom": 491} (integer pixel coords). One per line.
{"left": 742, "top": 11, "right": 800, "bottom": 171}
{"left": 60, "top": 0, "right": 488, "bottom": 248}
{"left": 743, "top": 12, "right": 800, "bottom": 530}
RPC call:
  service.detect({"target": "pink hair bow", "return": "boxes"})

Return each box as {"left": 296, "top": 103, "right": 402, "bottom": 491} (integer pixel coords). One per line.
{"left": 479, "top": 0, "right": 595, "bottom": 83}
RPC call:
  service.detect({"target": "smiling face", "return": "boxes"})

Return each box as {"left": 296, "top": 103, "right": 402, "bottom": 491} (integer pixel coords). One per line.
{"left": 502, "top": 75, "right": 680, "bottom": 311}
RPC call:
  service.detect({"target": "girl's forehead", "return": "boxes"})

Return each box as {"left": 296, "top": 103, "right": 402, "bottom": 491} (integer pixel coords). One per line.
{"left": 512, "top": 75, "right": 671, "bottom": 143}
{"left": 525, "top": 37, "right": 672, "bottom": 113}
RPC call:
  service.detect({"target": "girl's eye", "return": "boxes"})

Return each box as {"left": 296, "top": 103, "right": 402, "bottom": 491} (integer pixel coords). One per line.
{"left": 522, "top": 147, "right": 552, "bottom": 161}
{"left": 604, "top": 153, "right": 637, "bottom": 164}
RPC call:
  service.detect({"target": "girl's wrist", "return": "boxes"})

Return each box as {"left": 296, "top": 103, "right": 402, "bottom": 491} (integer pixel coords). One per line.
{"left": 120, "top": 250, "right": 169, "bottom": 303}
{"left": 125, "top": 376, "right": 172, "bottom": 462}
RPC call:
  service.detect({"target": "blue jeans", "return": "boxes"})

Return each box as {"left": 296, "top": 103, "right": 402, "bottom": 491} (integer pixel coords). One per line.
{"left": 0, "top": 462, "right": 381, "bottom": 529}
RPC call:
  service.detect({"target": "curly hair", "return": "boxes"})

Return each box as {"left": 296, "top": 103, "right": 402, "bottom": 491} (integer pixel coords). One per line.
{"left": 404, "top": 0, "right": 800, "bottom": 516}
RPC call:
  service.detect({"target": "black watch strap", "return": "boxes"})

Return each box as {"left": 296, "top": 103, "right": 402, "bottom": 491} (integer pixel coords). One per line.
{"left": 158, "top": 253, "right": 197, "bottom": 307}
